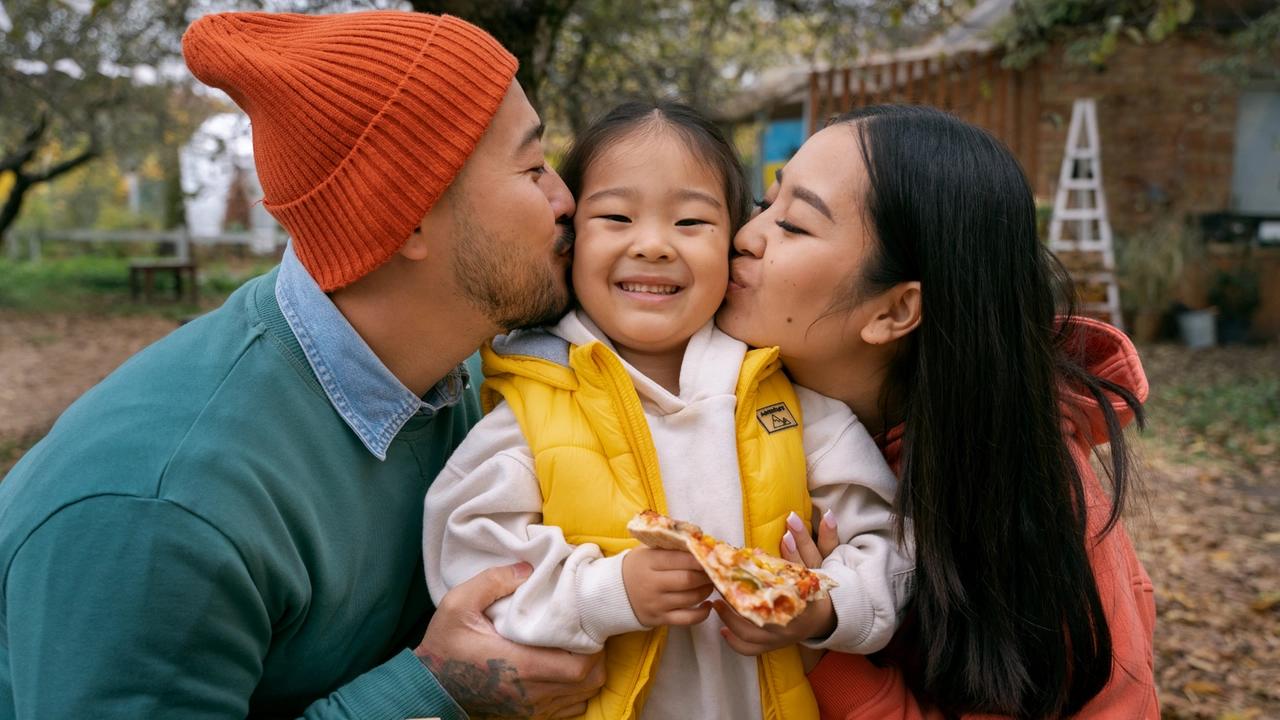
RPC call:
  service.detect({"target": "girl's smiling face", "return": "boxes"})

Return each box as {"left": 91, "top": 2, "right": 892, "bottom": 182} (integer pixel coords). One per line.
{"left": 571, "top": 128, "right": 732, "bottom": 356}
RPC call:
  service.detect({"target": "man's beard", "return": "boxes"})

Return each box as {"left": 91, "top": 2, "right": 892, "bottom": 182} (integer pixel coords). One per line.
{"left": 449, "top": 208, "right": 574, "bottom": 332}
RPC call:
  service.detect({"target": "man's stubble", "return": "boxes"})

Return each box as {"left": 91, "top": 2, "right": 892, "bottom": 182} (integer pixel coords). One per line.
{"left": 448, "top": 193, "right": 574, "bottom": 332}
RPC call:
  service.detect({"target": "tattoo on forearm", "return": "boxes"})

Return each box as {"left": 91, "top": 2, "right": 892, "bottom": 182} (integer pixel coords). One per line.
{"left": 416, "top": 650, "right": 533, "bottom": 718}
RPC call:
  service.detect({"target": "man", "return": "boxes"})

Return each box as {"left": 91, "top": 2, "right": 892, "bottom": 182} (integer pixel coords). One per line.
{"left": 0, "top": 11, "right": 602, "bottom": 719}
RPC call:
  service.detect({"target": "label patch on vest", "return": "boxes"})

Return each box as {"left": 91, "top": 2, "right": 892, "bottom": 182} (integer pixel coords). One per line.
{"left": 756, "top": 402, "right": 798, "bottom": 433}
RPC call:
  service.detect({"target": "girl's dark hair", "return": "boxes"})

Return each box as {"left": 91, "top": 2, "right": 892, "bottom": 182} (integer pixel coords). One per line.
{"left": 557, "top": 101, "right": 753, "bottom": 235}
{"left": 827, "top": 105, "right": 1144, "bottom": 719}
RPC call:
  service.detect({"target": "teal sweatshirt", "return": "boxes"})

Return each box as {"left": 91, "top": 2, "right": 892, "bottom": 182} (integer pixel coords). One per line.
{"left": 0, "top": 269, "right": 480, "bottom": 719}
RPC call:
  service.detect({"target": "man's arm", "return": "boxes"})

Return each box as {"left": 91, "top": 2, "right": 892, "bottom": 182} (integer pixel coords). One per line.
{"left": 415, "top": 563, "right": 606, "bottom": 720}
{"left": 8, "top": 495, "right": 272, "bottom": 718}
{"left": 5, "top": 495, "right": 462, "bottom": 720}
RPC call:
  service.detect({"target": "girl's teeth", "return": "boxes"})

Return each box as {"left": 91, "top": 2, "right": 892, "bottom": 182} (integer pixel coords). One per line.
{"left": 619, "top": 283, "right": 679, "bottom": 295}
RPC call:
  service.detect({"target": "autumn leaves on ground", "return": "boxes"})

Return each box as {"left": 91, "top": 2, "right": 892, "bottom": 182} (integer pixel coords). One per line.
{"left": 1, "top": 307, "right": 1277, "bottom": 719}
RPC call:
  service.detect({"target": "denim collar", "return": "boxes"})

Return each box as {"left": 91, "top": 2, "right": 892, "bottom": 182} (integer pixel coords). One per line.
{"left": 274, "top": 243, "right": 468, "bottom": 460}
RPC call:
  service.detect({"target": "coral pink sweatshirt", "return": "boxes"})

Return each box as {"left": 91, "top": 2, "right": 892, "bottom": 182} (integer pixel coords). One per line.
{"left": 807, "top": 317, "right": 1159, "bottom": 720}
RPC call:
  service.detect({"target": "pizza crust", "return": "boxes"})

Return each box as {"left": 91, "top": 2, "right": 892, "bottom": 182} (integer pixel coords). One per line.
{"left": 626, "top": 514, "right": 704, "bottom": 552}
{"left": 626, "top": 510, "right": 837, "bottom": 628}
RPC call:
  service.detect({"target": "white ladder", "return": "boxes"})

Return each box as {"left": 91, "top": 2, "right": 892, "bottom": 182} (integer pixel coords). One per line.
{"left": 1048, "top": 98, "right": 1124, "bottom": 332}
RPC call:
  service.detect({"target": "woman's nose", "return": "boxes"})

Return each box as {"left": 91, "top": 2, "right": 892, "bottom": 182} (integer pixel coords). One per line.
{"left": 732, "top": 218, "right": 766, "bottom": 259}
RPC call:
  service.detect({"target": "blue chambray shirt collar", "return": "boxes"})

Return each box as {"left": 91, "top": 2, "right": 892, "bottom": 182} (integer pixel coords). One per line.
{"left": 274, "top": 242, "right": 468, "bottom": 461}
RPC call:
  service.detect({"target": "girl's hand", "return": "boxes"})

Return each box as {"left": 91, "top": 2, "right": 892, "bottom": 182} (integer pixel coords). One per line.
{"left": 622, "top": 546, "right": 715, "bottom": 627}
{"left": 713, "top": 593, "right": 836, "bottom": 657}
{"left": 778, "top": 510, "right": 842, "bottom": 673}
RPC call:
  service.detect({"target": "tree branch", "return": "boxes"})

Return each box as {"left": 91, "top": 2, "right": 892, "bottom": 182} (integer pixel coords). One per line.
{"left": 28, "top": 142, "right": 100, "bottom": 185}
{"left": 0, "top": 115, "right": 48, "bottom": 176}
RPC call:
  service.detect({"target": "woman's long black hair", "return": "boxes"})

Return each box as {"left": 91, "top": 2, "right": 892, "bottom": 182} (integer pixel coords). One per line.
{"left": 828, "top": 105, "right": 1144, "bottom": 719}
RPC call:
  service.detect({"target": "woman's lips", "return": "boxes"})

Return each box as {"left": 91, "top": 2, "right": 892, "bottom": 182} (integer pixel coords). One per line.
{"left": 727, "top": 259, "right": 752, "bottom": 292}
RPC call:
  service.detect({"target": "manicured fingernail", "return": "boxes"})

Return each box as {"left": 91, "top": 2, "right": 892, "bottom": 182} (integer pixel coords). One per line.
{"left": 822, "top": 509, "right": 836, "bottom": 528}
{"left": 786, "top": 511, "right": 805, "bottom": 534}
{"left": 513, "top": 562, "right": 533, "bottom": 579}
{"left": 783, "top": 531, "right": 797, "bottom": 554}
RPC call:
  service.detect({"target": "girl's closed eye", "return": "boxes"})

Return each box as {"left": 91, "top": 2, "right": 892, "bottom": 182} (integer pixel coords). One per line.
{"left": 601, "top": 214, "right": 632, "bottom": 223}
{"left": 675, "top": 218, "right": 710, "bottom": 227}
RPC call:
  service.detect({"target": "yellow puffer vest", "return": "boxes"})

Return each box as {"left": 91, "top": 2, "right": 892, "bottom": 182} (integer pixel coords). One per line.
{"left": 480, "top": 330, "right": 819, "bottom": 720}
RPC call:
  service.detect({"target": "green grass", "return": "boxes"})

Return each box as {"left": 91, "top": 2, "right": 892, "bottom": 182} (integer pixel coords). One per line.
{"left": 0, "top": 255, "right": 275, "bottom": 319}
{"left": 1139, "top": 345, "right": 1280, "bottom": 469}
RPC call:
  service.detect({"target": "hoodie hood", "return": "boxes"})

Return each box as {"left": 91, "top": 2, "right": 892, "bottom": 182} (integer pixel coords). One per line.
{"left": 1059, "top": 316, "right": 1149, "bottom": 447}
{"left": 876, "top": 316, "right": 1148, "bottom": 471}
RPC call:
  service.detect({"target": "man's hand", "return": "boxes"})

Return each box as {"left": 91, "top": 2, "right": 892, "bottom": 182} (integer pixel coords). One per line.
{"left": 621, "top": 546, "right": 715, "bottom": 628}
{"left": 416, "top": 562, "right": 606, "bottom": 720}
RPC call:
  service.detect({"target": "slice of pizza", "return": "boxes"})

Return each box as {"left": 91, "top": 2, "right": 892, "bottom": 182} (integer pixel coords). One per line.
{"left": 626, "top": 510, "right": 837, "bottom": 628}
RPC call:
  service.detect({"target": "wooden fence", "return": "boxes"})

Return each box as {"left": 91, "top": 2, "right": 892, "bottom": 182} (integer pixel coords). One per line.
{"left": 808, "top": 51, "right": 1041, "bottom": 184}
{"left": 4, "top": 227, "right": 281, "bottom": 263}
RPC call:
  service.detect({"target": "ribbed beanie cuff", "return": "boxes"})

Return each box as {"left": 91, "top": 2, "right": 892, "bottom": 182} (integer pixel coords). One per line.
{"left": 184, "top": 12, "right": 518, "bottom": 291}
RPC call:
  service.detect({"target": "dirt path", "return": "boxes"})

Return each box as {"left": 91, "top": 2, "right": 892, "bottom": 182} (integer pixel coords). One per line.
{"left": 0, "top": 310, "right": 178, "bottom": 472}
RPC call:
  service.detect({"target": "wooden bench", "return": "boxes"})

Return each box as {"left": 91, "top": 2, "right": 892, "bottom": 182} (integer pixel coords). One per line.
{"left": 129, "top": 258, "right": 199, "bottom": 304}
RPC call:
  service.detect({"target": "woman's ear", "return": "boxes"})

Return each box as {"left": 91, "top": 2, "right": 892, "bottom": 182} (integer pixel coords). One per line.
{"left": 860, "top": 281, "right": 922, "bottom": 345}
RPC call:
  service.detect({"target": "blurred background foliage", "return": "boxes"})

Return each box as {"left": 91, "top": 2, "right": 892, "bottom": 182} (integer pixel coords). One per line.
{"left": 1, "top": 0, "right": 1276, "bottom": 243}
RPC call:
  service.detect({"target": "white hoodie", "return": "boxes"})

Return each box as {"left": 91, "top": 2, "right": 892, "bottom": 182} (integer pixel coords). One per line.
{"left": 424, "top": 309, "right": 914, "bottom": 720}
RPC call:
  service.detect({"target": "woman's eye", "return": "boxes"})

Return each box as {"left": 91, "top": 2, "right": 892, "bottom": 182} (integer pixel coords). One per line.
{"left": 675, "top": 219, "right": 708, "bottom": 227}
{"left": 529, "top": 164, "right": 548, "bottom": 176}
{"left": 776, "top": 219, "right": 806, "bottom": 235}
{"left": 754, "top": 199, "right": 771, "bottom": 211}
{"left": 602, "top": 214, "right": 631, "bottom": 223}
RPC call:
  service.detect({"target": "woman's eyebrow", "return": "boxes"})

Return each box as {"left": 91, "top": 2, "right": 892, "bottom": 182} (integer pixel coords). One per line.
{"left": 790, "top": 186, "right": 834, "bottom": 221}
{"left": 776, "top": 169, "right": 833, "bottom": 221}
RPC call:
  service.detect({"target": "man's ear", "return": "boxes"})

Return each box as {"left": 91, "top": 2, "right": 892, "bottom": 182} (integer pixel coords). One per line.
{"left": 399, "top": 225, "right": 430, "bottom": 261}
{"left": 401, "top": 189, "right": 455, "bottom": 262}
{"left": 860, "top": 281, "right": 922, "bottom": 345}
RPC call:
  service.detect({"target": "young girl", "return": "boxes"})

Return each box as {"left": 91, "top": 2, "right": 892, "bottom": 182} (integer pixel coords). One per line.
{"left": 424, "top": 102, "right": 913, "bottom": 720}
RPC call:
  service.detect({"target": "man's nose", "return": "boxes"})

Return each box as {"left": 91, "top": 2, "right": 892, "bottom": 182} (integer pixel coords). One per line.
{"left": 543, "top": 163, "right": 575, "bottom": 221}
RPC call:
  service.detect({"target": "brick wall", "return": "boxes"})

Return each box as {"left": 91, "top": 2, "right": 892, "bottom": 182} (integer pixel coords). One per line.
{"left": 1030, "top": 33, "right": 1241, "bottom": 238}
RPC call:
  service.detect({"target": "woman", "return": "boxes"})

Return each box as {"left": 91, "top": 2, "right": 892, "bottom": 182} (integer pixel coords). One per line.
{"left": 714, "top": 105, "right": 1158, "bottom": 719}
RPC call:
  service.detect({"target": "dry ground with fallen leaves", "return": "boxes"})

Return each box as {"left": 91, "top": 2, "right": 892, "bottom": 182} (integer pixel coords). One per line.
{"left": 0, "top": 311, "right": 1277, "bottom": 718}
{"left": 1135, "top": 344, "right": 1280, "bottom": 720}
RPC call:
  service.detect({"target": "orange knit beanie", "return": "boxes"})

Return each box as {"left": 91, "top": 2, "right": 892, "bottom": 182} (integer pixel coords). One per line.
{"left": 183, "top": 11, "right": 518, "bottom": 291}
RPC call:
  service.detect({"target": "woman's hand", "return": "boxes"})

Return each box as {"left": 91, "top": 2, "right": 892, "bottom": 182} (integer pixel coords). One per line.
{"left": 622, "top": 546, "right": 716, "bottom": 627}
{"left": 780, "top": 509, "right": 840, "bottom": 568}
